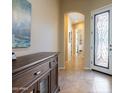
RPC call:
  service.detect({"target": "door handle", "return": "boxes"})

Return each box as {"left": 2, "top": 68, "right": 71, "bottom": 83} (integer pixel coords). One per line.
{"left": 109, "top": 44, "right": 112, "bottom": 51}
{"left": 109, "top": 44, "right": 112, "bottom": 47}
{"left": 109, "top": 48, "right": 112, "bottom": 51}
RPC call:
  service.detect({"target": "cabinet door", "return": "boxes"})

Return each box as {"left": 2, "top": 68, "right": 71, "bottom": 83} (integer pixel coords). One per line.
{"left": 51, "top": 66, "right": 58, "bottom": 93}
{"left": 37, "top": 73, "right": 50, "bottom": 93}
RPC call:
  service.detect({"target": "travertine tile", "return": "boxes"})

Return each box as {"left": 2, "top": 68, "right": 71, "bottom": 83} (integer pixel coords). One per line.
{"left": 59, "top": 54, "right": 112, "bottom": 93}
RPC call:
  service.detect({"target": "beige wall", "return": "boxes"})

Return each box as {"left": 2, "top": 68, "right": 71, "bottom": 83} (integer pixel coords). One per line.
{"left": 13, "top": 0, "right": 59, "bottom": 57}
{"left": 67, "top": 15, "right": 73, "bottom": 61}
{"left": 64, "top": 15, "right": 69, "bottom": 63}
{"left": 59, "top": 0, "right": 112, "bottom": 68}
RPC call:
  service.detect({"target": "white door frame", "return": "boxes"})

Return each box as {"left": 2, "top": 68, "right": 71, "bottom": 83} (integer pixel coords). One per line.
{"left": 90, "top": 4, "right": 112, "bottom": 75}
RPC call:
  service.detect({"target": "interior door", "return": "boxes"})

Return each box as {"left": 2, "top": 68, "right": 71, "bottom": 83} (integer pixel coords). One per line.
{"left": 91, "top": 5, "right": 112, "bottom": 75}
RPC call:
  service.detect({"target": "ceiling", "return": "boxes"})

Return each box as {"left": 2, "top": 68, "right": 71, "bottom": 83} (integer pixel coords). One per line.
{"left": 68, "top": 12, "right": 84, "bottom": 24}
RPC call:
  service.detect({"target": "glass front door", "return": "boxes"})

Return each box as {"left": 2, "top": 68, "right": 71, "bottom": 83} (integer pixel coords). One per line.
{"left": 94, "top": 11, "right": 110, "bottom": 68}
{"left": 91, "top": 5, "right": 112, "bottom": 75}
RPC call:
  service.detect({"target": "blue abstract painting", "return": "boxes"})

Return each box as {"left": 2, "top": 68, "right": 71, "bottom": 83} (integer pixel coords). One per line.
{"left": 12, "top": 0, "right": 31, "bottom": 48}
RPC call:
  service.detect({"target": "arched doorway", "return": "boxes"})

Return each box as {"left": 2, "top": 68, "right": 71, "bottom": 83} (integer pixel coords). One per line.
{"left": 64, "top": 12, "right": 85, "bottom": 70}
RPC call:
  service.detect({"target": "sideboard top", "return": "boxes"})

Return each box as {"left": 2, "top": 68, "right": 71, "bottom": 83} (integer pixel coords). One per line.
{"left": 12, "top": 52, "right": 58, "bottom": 73}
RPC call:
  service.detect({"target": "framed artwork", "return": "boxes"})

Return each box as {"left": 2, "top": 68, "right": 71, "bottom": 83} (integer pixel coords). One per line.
{"left": 12, "top": 0, "right": 32, "bottom": 48}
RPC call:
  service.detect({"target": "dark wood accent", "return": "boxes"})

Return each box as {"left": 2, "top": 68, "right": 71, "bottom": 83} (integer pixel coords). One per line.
{"left": 51, "top": 66, "right": 58, "bottom": 93}
{"left": 12, "top": 52, "right": 60, "bottom": 93}
{"left": 92, "top": 69, "right": 112, "bottom": 76}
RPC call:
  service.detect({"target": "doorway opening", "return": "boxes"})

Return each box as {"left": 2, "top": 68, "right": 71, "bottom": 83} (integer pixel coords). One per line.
{"left": 64, "top": 12, "right": 85, "bottom": 70}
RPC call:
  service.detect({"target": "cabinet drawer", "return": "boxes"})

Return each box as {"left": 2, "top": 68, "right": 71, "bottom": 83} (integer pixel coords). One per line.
{"left": 13, "top": 62, "right": 50, "bottom": 89}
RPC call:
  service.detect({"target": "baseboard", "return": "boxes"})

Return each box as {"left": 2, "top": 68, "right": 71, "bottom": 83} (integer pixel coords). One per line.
{"left": 58, "top": 66, "right": 65, "bottom": 70}
{"left": 59, "top": 66, "right": 91, "bottom": 70}
{"left": 84, "top": 67, "right": 91, "bottom": 70}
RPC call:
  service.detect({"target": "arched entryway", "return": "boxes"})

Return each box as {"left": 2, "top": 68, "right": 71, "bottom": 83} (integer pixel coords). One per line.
{"left": 64, "top": 12, "right": 85, "bottom": 70}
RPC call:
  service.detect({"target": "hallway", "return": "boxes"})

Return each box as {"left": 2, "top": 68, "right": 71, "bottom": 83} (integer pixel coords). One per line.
{"left": 59, "top": 54, "right": 112, "bottom": 93}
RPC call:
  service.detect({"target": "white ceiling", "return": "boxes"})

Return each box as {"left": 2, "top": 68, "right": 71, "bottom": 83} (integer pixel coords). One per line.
{"left": 68, "top": 12, "right": 84, "bottom": 24}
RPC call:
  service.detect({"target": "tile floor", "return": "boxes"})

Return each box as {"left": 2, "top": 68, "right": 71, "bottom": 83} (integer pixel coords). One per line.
{"left": 58, "top": 54, "right": 112, "bottom": 93}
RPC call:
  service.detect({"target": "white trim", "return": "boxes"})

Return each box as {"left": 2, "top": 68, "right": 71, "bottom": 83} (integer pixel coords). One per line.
{"left": 84, "top": 67, "right": 91, "bottom": 70}
{"left": 58, "top": 66, "right": 65, "bottom": 70}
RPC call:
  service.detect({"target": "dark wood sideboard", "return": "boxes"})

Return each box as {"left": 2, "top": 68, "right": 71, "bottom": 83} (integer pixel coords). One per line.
{"left": 12, "top": 52, "right": 60, "bottom": 93}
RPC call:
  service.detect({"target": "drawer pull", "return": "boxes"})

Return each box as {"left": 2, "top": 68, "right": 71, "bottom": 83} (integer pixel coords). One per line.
{"left": 34, "top": 71, "right": 41, "bottom": 76}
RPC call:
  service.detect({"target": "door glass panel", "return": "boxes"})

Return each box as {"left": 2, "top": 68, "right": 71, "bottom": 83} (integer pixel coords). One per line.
{"left": 40, "top": 79, "right": 48, "bottom": 93}
{"left": 94, "top": 11, "right": 110, "bottom": 68}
